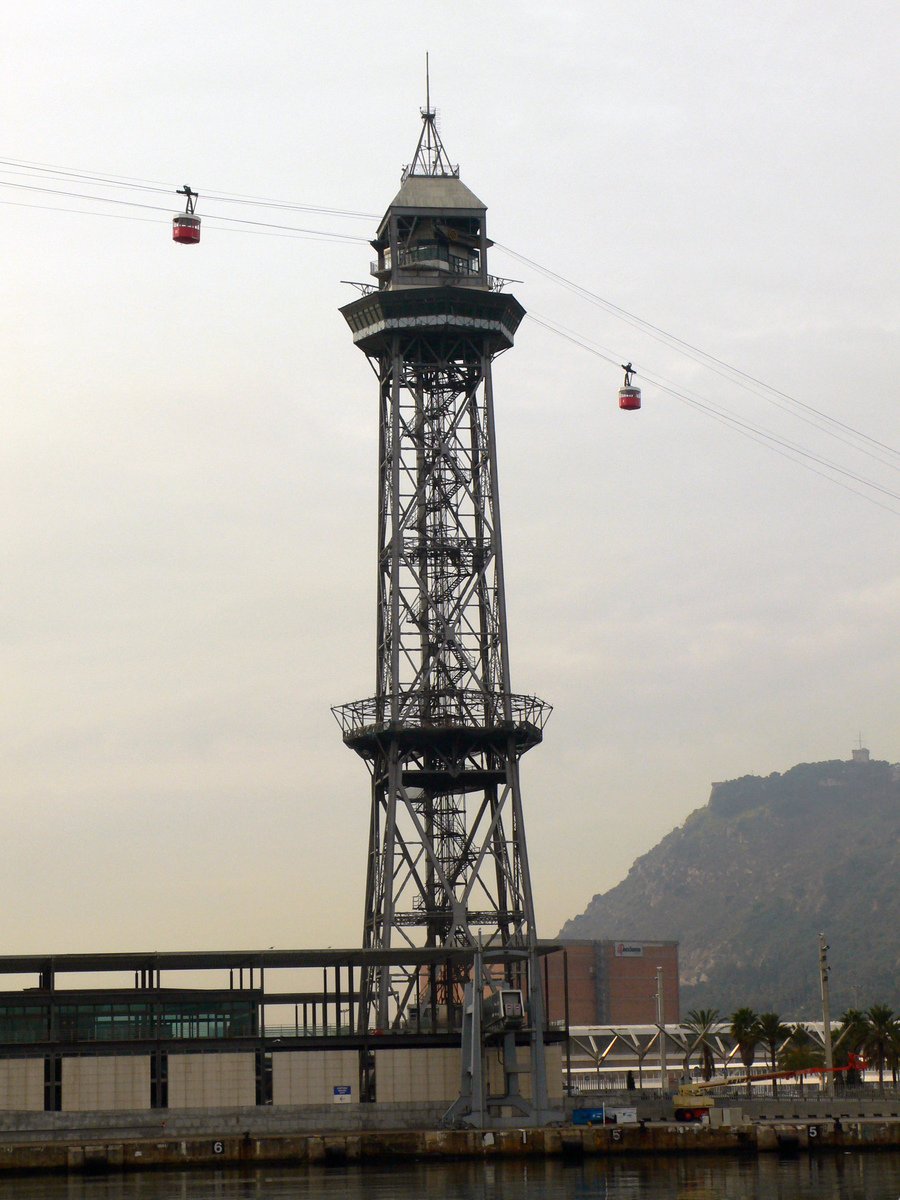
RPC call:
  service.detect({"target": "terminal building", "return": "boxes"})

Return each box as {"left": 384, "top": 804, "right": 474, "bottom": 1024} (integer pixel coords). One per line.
{"left": 0, "top": 948, "right": 565, "bottom": 1113}
{"left": 0, "top": 941, "right": 678, "bottom": 1112}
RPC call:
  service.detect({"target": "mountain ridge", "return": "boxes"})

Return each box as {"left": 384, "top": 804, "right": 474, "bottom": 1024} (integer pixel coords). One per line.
{"left": 558, "top": 758, "right": 900, "bottom": 1017}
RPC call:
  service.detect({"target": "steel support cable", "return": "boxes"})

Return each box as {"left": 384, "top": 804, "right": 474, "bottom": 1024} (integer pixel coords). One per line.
{"left": 527, "top": 313, "right": 900, "bottom": 516}
{"left": 0, "top": 181, "right": 370, "bottom": 242}
{"left": 0, "top": 164, "right": 377, "bottom": 220}
{"left": 2, "top": 158, "right": 892, "bottom": 457}
{"left": 659, "top": 385, "right": 900, "bottom": 512}
{"left": 6, "top": 156, "right": 895, "bottom": 480}
{"left": 532, "top": 310, "right": 900, "bottom": 508}
{"left": 507, "top": 242, "right": 900, "bottom": 466}
{"left": 0, "top": 156, "right": 378, "bottom": 219}
{"left": 0, "top": 198, "right": 369, "bottom": 245}
{"left": 499, "top": 243, "right": 900, "bottom": 466}
{"left": 526, "top": 313, "right": 622, "bottom": 369}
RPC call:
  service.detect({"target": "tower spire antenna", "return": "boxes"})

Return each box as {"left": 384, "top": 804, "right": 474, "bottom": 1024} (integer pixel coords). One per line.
{"left": 403, "top": 55, "right": 459, "bottom": 179}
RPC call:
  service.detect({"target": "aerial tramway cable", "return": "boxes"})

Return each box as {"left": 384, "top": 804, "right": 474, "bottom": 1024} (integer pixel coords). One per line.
{"left": 1, "top": 154, "right": 895, "bottom": 512}
{"left": 497, "top": 242, "right": 900, "bottom": 469}
{"left": 0, "top": 179, "right": 370, "bottom": 243}
{"left": 527, "top": 312, "right": 900, "bottom": 517}
{"left": 0, "top": 155, "right": 378, "bottom": 220}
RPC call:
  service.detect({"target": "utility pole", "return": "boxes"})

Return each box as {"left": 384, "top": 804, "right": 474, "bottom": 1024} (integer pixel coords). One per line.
{"left": 819, "top": 934, "right": 835, "bottom": 1098}
{"left": 656, "top": 965, "right": 668, "bottom": 1093}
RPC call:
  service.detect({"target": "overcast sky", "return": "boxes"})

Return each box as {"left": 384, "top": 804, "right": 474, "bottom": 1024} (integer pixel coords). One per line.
{"left": 2, "top": 0, "right": 898, "bottom": 958}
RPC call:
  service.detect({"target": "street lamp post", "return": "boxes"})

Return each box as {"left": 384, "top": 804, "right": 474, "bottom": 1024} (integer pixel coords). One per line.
{"left": 819, "top": 934, "right": 835, "bottom": 1098}
{"left": 656, "top": 965, "right": 668, "bottom": 1093}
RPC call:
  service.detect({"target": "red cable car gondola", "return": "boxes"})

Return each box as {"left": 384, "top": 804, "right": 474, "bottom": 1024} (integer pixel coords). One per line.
{"left": 172, "top": 185, "right": 200, "bottom": 244}
{"left": 618, "top": 361, "right": 641, "bottom": 410}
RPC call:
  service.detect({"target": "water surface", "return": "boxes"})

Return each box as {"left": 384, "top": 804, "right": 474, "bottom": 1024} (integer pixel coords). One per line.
{"left": 0, "top": 1155, "right": 898, "bottom": 1199}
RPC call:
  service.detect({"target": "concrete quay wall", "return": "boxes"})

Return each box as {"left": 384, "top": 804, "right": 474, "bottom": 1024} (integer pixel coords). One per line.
{"left": 2, "top": 1093, "right": 896, "bottom": 1143}
{"left": 573, "top": 1094, "right": 900, "bottom": 1123}
{"left": 0, "top": 1106, "right": 899, "bottom": 1174}
{"left": 0, "top": 1101, "right": 450, "bottom": 1142}
{"left": 735, "top": 1096, "right": 900, "bottom": 1121}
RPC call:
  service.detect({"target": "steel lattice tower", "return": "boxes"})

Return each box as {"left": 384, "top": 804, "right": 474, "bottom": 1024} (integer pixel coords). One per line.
{"left": 334, "top": 107, "right": 550, "bottom": 1033}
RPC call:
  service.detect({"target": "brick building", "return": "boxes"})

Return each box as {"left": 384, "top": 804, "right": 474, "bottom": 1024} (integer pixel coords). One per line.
{"left": 545, "top": 939, "right": 680, "bottom": 1025}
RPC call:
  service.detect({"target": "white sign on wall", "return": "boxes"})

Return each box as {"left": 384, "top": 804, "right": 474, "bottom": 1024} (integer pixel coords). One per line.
{"left": 614, "top": 943, "right": 643, "bottom": 957}
{"left": 607, "top": 1106, "right": 638, "bottom": 1124}
{"left": 333, "top": 1085, "right": 352, "bottom": 1104}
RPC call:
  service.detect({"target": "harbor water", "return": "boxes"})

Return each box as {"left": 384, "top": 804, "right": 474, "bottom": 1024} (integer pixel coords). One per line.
{"left": 0, "top": 1156, "right": 899, "bottom": 1199}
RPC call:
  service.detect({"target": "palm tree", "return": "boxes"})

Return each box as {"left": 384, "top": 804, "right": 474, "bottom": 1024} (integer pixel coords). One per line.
{"left": 684, "top": 1008, "right": 720, "bottom": 1081}
{"left": 860, "top": 1005, "right": 898, "bottom": 1094}
{"left": 757, "top": 1012, "right": 791, "bottom": 1096}
{"left": 730, "top": 1007, "right": 761, "bottom": 1097}
{"left": 835, "top": 1009, "right": 867, "bottom": 1087}
{"left": 778, "top": 1024, "right": 823, "bottom": 1097}
{"left": 836, "top": 1008, "right": 866, "bottom": 1052}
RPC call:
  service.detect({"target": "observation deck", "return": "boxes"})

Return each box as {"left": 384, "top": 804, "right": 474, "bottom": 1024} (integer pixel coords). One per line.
{"left": 332, "top": 689, "right": 551, "bottom": 762}
{"left": 340, "top": 286, "right": 525, "bottom": 355}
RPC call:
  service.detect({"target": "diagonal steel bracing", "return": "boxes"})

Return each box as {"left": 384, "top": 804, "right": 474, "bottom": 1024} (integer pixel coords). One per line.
{"left": 334, "top": 140, "right": 550, "bottom": 1042}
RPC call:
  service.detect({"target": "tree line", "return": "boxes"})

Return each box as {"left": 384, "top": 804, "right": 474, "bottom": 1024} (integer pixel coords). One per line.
{"left": 681, "top": 1004, "right": 899, "bottom": 1095}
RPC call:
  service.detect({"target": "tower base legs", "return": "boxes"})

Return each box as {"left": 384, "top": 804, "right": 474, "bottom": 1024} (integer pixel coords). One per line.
{"left": 443, "top": 945, "right": 563, "bottom": 1129}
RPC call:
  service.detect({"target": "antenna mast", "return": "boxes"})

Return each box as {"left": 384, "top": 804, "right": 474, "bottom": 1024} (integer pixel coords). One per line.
{"left": 402, "top": 57, "right": 459, "bottom": 179}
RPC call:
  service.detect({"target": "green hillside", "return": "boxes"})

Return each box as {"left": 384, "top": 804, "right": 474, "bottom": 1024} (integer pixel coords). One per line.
{"left": 558, "top": 758, "right": 900, "bottom": 1018}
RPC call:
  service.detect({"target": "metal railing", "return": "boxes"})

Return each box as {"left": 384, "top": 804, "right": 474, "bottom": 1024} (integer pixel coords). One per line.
{"left": 569, "top": 1074, "right": 900, "bottom": 1100}
{"left": 369, "top": 258, "right": 506, "bottom": 292}
{"left": 264, "top": 1024, "right": 357, "bottom": 1040}
{"left": 332, "top": 690, "right": 551, "bottom": 739}
{"left": 396, "top": 245, "right": 478, "bottom": 274}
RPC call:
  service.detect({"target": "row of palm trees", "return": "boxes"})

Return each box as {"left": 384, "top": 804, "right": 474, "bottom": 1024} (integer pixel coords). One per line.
{"left": 680, "top": 1004, "right": 900, "bottom": 1096}
{"left": 836, "top": 1005, "right": 900, "bottom": 1091}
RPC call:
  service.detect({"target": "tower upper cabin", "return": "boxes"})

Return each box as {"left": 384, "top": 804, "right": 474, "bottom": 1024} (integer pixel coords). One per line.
{"left": 343, "top": 107, "right": 522, "bottom": 357}
{"left": 369, "top": 107, "right": 492, "bottom": 292}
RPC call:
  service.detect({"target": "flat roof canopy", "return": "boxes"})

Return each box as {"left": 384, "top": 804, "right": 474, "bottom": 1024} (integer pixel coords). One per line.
{"left": 0, "top": 943, "right": 562, "bottom": 978}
